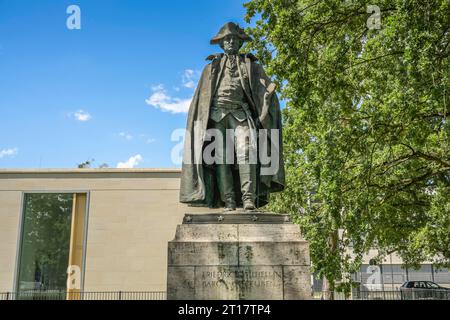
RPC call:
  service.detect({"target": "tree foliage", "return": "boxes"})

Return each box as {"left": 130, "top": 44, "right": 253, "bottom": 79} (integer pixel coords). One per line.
{"left": 19, "top": 194, "right": 73, "bottom": 291}
{"left": 244, "top": 0, "right": 450, "bottom": 292}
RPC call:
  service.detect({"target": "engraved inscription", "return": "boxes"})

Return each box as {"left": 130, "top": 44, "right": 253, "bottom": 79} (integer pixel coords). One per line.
{"left": 195, "top": 266, "right": 284, "bottom": 299}
{"left": 169, "top": 242, "right": 238, "bottom": 266}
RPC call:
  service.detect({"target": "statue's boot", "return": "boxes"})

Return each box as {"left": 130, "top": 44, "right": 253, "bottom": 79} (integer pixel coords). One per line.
{"left": 239, "top": 164, "right": 256, "bottom": 211}
{"left": 217, "top": 164, "right": 236, "bottom": 211}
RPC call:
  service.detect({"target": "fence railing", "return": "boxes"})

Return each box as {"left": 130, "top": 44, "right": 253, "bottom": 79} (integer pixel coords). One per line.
{"left": 0, "top": 291, "right": 166, "bottom": 301}
{"left": 2, "top": 290, "right": 449, "bottom": 301}
{"left": 315, "top": 289, "right": 450, "bottom": 300}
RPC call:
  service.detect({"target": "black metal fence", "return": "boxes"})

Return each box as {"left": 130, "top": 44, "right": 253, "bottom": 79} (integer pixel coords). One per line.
{"left": 0, "top": 291, "right": 166, "bottom": 301}
{"left": 2, "top": 290, "right": 449, "bottom": 301}
{"left": 316, "top": 289, "right": 450, "bottom": 300}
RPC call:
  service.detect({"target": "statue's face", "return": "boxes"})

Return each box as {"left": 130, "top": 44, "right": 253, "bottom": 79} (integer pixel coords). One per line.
{"left": 221, "top": 35, "right": 243, "bottom": 55}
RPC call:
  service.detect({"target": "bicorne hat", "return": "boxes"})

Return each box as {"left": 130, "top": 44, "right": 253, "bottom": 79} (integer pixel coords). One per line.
{"left": 210, "top": 22, "right": 252, "bottom": 45}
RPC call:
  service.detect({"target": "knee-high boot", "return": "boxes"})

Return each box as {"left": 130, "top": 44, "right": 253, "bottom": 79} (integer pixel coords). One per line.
{"left": 239, "top": 164, "right": 256, "bottom": 210}
{"left": 216, "top": 164, "right": 236, "bottom": 210}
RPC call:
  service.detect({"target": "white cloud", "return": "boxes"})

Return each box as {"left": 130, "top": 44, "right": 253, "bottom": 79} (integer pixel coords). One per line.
{"left": 145, "top": 69, "right": 199, "bottom": 114}
{"left": 0, "top": 147, "right": 18, "bottom": 159}
{"left": 145, "top": 85, "right": 192, "bottom": 114}
{"left": 182, "top": 69, "right": 201, "bottom": 89}
{"left": 119, "top": 132, "right": 133, "bottom": 140}
{"left": 151, "top": 84, "right": 164, "bottom": 91}
{"left": 73, "top": 110, "right": 92, "bottom": 121}
{"left": 139, "top": 134, "right": 156, "bottom": 144}
{"left": 182, "top": 69, "right": 197, "bottom": 89}
{"left": 116, "top": 154, "right": 143, "bottom": 168}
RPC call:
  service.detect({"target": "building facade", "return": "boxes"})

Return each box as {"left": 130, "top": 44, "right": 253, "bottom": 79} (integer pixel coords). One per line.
{"left": 0, "top": 169, "right": 214, "bottom": 296}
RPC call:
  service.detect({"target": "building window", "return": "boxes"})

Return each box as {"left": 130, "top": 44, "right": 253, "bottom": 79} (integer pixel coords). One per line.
{"left": 16, "top": 193, "right": 87, "bottom": 300}
{"left": 433, "top": 267, "right": 450, "bottom": 284}
{"left": 408, "top": 265, "right": 433, "bottom": 282}
{"left": 382, "top": 264, "right": 408, "bottom": 289}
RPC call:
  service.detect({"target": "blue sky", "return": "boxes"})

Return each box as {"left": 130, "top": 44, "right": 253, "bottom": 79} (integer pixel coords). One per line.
{"left": 0, "top": 0, "right": 253, "bottom": 169}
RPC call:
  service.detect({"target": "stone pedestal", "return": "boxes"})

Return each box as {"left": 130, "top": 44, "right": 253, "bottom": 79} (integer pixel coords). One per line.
{"left": 167, "top": 212, "right": 311, "bottom": 300}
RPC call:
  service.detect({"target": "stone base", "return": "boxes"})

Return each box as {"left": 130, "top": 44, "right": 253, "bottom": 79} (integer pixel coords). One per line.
{"left": 167, "top": 212, "right": 311, "bottom": 300}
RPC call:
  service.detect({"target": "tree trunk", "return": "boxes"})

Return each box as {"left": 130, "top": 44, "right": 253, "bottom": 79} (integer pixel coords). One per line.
{"left": 321, "top": 229, "right": 339, "bottom": 300}
{"left": 322, "top": 276, "right": 334, "bottom": 300}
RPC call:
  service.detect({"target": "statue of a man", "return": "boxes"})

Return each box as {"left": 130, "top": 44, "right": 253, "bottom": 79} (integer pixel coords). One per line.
{"left": 180, "top": 22, "right": 285, "bottom": 211}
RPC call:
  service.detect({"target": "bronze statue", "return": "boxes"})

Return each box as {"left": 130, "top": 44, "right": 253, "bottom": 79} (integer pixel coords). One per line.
{"left": 180, "top": 22, "right": 285, "bottom": 211}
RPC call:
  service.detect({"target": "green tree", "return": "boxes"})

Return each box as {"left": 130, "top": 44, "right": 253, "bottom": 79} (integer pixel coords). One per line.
{"left": 18, "top": 194, "right": 73, "bottom": 295}
{"left": 244, "top": 0, "right": 449, "bottom": 297}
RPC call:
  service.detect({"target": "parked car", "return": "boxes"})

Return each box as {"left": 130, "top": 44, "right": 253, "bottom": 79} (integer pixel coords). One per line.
{"left": 400, "top": 281, "right": 450, "bottom": 300}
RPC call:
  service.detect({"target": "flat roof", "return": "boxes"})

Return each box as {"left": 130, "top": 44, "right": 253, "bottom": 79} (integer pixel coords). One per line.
{"left": 0, "top": 168, "right": 182, "bottom": 179}
{"left": 0, "top": 168, "right": 181, "bottom": 173}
